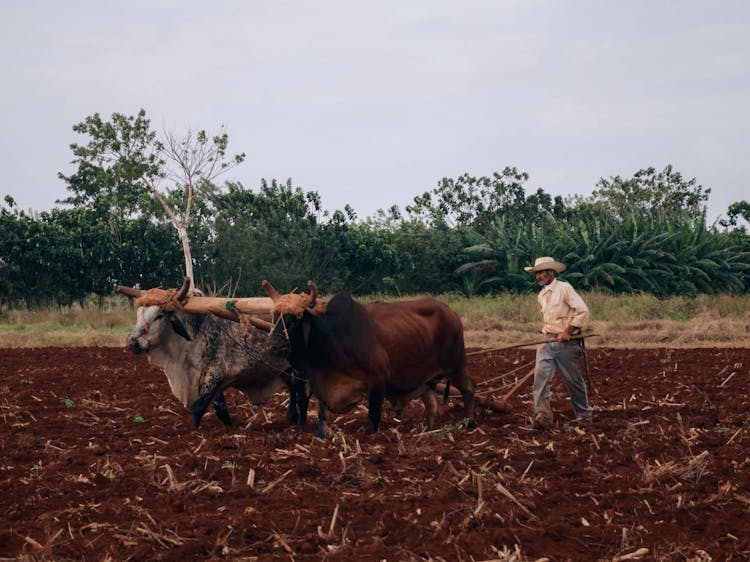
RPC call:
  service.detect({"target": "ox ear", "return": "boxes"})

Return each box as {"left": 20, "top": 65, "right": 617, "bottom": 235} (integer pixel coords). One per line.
{"left": 169, "top": 314, "right": 192, "bottom": 341}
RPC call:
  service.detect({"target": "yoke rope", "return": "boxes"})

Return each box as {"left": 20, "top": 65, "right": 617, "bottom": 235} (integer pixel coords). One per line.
{"left": 134, "top": 288, "right": 184, "bottom": 311}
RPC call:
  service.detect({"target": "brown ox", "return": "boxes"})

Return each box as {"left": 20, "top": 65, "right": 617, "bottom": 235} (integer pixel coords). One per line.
{"left": 263, "top": 281, "right": 476, "bottom": 437}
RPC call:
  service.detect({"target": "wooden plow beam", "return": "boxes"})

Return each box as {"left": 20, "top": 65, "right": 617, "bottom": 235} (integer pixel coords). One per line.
{"left": 450, "top": 334, "right": 598, "bottom": 412}
{"left": 466, "top": 333, "right": 598, "bottom": 356}
{"left": 435, "top": 367, "right": 535, "bottom": 414}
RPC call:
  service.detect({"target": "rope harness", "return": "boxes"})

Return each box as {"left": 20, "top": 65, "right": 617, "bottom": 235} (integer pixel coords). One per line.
{"left": 134, "top": 288, "right": 185, "bottom": 311}
{"left": 268, "top": 291, "right": 326, "bottom": 342}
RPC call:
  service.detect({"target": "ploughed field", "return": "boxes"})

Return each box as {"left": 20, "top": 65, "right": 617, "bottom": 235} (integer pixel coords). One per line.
{"left": 1, "top": 346, "right": 749, "bottom": 561}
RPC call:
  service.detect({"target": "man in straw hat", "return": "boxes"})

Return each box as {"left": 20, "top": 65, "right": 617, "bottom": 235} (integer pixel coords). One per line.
{"left": 524, "top": 256, "right": 593, "bottom": 429}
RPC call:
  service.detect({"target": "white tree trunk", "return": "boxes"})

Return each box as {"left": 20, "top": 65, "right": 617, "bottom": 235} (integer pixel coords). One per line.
{"left": 177, "top": 225, "right": 195, "bottom": 292}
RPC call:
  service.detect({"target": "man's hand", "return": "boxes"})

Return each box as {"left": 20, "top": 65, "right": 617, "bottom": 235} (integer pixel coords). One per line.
{"left": 556, "top": 331, "right": 571, "bottom": 342}
{"left": 556, "top": 326, "right": 580, "bottom": 342}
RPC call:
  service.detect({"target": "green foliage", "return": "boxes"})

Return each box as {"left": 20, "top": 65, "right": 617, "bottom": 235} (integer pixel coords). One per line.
{"left": 59, "top": 109, "right": 163, "bottom": 217}
{"left": 456, "top": 215, "right": 552, "bottom": 294}
{"left": 208, "top": 178, "right": 324, "bottom": 295}
{"left": 431, "top": 419, "right": 471, "bottom": 441}
{"left": 722, "top": 200, "right": 750, "bottom": 228}
{"left": 3, "top": 140, "right": 750, "bottom": 306}
{"left": 589, "top": 165, "right": 710, "bottom": 221}
{"left": 405, "top": 167, "right": 561, "bottom": 229}
{"left": 57, "top": 109, "right": 246, "bottom": 292}
{"left": 452, "top": 168, "right": 749, "bottom": 296}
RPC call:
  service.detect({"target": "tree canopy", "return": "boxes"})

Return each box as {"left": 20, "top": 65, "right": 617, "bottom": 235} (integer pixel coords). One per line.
{"left": 1, "top": 110, "right": 748, "bottom": 308}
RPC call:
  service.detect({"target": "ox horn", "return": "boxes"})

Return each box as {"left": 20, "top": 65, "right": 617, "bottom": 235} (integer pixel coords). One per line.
{"left": 262, "top": 280, "right": 282, "bottom": 303}
{"left": 175, "top": 276, "right": 191, "bottom": 302}
{"left": 246, "top": 316, "right": 274, "bottom": 332}
{"left": 116, "top": 284, "right": 143, "bottom": 299}
{"left": 307, "top": 280, "right": 318, "bottom": 308}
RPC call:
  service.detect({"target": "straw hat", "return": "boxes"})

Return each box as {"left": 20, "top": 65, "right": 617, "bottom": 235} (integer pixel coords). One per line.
{"left": 524, "top": 256, "right": 566, "bottom": 273}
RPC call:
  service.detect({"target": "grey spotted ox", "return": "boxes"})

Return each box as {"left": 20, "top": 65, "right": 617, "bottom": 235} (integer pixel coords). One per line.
{"left": 116, "top": 277, "right": 308, "bottom": 428}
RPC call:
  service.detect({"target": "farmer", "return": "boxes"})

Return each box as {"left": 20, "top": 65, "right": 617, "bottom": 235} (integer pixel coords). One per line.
{"left": 524, "top": 256, "right": 593, "bottom": 429}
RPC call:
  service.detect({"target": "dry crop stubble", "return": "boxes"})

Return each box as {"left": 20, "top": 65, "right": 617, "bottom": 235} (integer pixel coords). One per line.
{"left": 1, "top": 346, "right": 748, "bottom": 560}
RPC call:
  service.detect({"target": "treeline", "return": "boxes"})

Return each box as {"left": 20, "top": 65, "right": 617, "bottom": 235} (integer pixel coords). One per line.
{"left": 1, "top": 112, "right": 749, "bottom": 309}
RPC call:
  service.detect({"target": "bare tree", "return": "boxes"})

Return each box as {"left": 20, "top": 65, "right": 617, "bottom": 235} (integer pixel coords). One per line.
{"left": 142, "top": 128, "right": 245, "bottom": 291}
{"left": 62, "top": 110, "right": 245, "bottom": 292}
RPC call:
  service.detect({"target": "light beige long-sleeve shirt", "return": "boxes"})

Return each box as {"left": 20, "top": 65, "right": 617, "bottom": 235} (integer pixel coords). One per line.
{"left": 537, "top": 278, "right": 590, "bottom": 335}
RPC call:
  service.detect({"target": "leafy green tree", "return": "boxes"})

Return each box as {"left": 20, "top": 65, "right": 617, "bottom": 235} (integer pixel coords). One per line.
{"left": 406, "top": 167, "right": 548, "bottom": 229}
{"left": 0, "top": 198, "right": 86, "bottom": 308}
{"left": 46, "top": 206, "right": 117, "bottom": 306}
{"left": 116, "top": 217, "right": 185, "bottom": 289}
{"left": 721, "top": 200, "right": 750, "bottom": 228}
{"left": 208, "top": 179, "right": 324, "bottom": 295}
{"left": 321, "top": 221, "right": 402, "bottom": 294}
{"left": 589, "top": 165, "right": 710, "bottom": 222}
{"left": 456, "top": 214, "right": 558, "bottom": 294}
{"left": 60, "top": 109, "right": 244, "bottom": 291}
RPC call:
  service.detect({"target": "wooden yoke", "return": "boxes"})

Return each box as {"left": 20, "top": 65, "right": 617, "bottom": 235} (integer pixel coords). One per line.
{"left": 181, "top": 296, "right": 274, "bottom": 316}
{"left": 183, "top": 296, "right": 276, "bottom": 333}
{"left": 117, "top": 277, "right": 275, "bottom": 332}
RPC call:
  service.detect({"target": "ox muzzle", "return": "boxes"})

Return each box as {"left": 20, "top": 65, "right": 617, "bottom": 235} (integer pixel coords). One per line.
{"left": 127, "top": 311, "right": 191, "bottom": 355}
{"left": 127, "top": 331, "right": 148, "bottom": 354}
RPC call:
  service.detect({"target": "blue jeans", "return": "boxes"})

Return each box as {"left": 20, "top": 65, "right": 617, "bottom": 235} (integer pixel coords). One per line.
{"left": 533, "top": 338, "right": 592, "bottom": 422}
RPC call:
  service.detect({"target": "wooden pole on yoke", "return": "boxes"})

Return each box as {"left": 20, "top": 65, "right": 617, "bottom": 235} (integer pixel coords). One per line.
{"left": 182, "top": 298, "right": 275, "bottom": 333}
{"left": 182, "top": 296, "right": 274, "bottom": 316}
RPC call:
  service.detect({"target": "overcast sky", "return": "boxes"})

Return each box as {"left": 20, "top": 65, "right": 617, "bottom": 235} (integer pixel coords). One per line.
{"left": 1, "top": 1, "right": 748, "bottom": 223}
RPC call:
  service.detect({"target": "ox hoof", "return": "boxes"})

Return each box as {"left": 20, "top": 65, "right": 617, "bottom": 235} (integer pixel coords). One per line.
{"left": 464, "top": 418, "right": 477, "bottom": 429}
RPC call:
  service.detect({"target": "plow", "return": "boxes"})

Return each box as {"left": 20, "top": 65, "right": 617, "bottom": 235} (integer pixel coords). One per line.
{"left": 434, "top": 333, "right": 597, "bottom": 414}
{"left": 454, "top": 333, "right": 598, "bottom": 412}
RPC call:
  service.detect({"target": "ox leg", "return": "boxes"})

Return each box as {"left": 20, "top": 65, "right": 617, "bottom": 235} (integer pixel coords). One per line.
{"left": 282, "top": 369, "right": 299, "bottom": 424}
{"left": 393, "top": 405, "right": 404, "bottom": 421}
{"left": 297, "top": 381, "right": 310, "bottom": 425}
{"left": 316, "top": 403, "right": 327, "bottom": 438}
{"left": 212, "top": 392, "right": 232, "bottom": 427}
{"left": 283, "top": 368, "right": 310, "bottom": 426}
{"left": 367, "top": 389, "right": 384, "bottom": 433}
{"left": 422, "top": 389, "right": 439, "bottom": 430}
{"left": 451, "top": 372, "right": 477, "bottom": 429}
{"left": 442, "top": 381, "right": 451, "bottom": 404}
{"left": 192, "top": 376, "right": 222, "bottom": 428}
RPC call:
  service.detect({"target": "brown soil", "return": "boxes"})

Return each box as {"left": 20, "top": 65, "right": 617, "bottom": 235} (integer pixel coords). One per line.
{"left": 1, "top": 346, "right": 748, "bottom": 561}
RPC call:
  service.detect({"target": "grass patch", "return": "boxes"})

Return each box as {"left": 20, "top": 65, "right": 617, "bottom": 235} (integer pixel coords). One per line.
{"left": 1, "top": 306, "right": 133, "bottom": 330}
{"left": 1, "top": 293, "right": 749, "bottom": 349}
